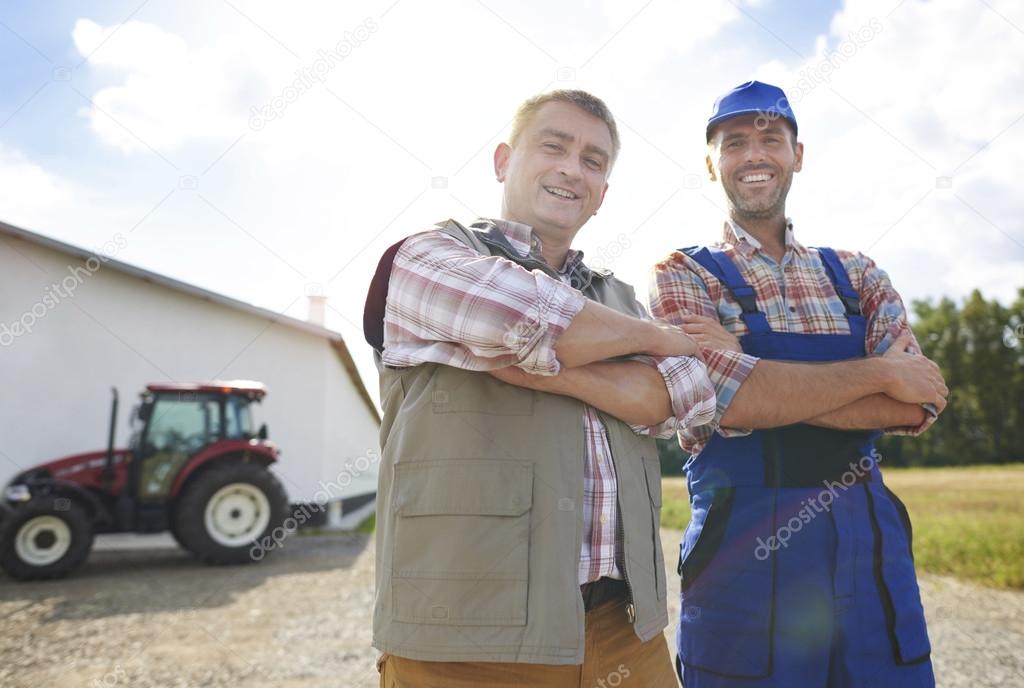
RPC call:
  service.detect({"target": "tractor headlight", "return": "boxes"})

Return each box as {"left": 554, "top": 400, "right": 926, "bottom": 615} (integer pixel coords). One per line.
{"left": 3, "top": 484, "right": 31, "bottom": 502}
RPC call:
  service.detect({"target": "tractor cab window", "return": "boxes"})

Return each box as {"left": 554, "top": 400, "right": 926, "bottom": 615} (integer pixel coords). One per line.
{"left": 145, "top": 393, "right": 222, "bottom": 456}
{"left": 225, "top": 395, "right": 256, "bottom": 440}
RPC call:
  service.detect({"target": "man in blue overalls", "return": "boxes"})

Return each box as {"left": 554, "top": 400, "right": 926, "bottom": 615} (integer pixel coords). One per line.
{"left": 650, "top": 81, "right": 943, "bottom": 687}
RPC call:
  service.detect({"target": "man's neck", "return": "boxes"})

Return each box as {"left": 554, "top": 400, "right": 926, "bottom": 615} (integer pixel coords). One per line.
{"left": 500, "top": 214, "right": 576, "bottom": 270}
{"left": 731, "top": 212, "right": 788, "bottom": 262}
{"left": 536, "top": 237, "right": 571, "bottom": 270}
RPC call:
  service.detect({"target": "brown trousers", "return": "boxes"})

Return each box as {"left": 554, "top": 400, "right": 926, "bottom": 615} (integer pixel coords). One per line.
{"left": 377, "top": 594, "right": 678, "bottom": 688}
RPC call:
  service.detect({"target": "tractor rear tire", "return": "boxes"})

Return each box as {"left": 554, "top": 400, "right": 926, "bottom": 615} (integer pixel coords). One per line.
{"left": 173, "top": 462, "right": 287, "bottom": 565}
{"left": 0, "top": 497, "right": 94, "bottom": 581}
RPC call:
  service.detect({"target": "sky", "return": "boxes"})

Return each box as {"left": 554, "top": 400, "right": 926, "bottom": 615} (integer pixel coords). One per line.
{"left": 2, "top": 0, "right": 1023, "bottom": 401}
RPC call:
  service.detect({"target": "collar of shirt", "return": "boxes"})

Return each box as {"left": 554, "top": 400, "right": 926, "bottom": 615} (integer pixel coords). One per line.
{"left": 723, "top": 218, "right": 808, "bottom": 262}
{"left": 481, "top": 217, "right": 587, "bottom": 276}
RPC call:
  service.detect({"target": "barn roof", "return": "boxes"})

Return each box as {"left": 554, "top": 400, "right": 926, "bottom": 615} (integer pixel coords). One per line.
{"left": 0, "top": 219, "right": 379, "bottom": 423}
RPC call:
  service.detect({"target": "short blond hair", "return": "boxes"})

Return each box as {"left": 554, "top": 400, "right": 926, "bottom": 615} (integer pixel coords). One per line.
{"left": 509, "top": 90, "right": 621, "bottom": 167}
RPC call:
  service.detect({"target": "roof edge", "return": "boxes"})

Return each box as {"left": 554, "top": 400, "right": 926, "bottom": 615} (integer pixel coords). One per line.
{"left": 1, "top": 219, "right": 380, "bottom": 422}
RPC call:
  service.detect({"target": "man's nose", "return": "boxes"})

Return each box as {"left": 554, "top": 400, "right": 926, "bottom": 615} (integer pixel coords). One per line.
{"left": 556, "top": 155, "right": 584, "bottom": 179}
{"left": 745, "top": 141, "right": 768, "bottom": 163}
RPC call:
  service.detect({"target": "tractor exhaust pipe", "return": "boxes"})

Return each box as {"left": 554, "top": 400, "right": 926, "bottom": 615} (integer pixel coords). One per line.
{"left": 103, "top": 387, "right": 119, "bottom": 488}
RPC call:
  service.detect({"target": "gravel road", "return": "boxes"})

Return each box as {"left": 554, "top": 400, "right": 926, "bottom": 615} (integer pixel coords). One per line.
{"left": 1, "top": 529, "right": 1021, "bottom": 687}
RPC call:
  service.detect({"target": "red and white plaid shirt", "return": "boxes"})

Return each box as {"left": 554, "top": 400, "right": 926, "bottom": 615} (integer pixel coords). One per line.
{"left": 650, "top": 220, "right": 937, "bottom": 456}
{"left": 383, "top": 218, "right": 716, "bottom": 584}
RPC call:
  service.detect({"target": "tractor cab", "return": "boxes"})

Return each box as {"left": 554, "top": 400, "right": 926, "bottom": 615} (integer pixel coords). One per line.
{"left": 122, "top": 382, "right": 272, "bottom": 532}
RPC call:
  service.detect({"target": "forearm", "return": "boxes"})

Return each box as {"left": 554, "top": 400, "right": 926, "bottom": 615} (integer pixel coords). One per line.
{"left": 554, "top": 301, "right": 658, "bottom": 367}
{"left": 722, "top": 357, "right": 896, "bottom": 429}
{"left": 805, "top": 394, "right": 927, "bottom": 430}
{"left": 543, "top": 361, "right": 672, "bottom": 426}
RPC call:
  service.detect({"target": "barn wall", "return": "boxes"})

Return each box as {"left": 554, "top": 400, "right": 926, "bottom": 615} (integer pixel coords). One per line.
{"left": 0, "top": 235, "right": 378, "bottom": 506}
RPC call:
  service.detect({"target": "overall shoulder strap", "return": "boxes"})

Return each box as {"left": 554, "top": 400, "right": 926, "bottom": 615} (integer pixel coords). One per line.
{"left": 681, "top": 245, "right": 771, "bottom": 334}
{"left": 813, "top": 247, "right": 862, "bottom": 317}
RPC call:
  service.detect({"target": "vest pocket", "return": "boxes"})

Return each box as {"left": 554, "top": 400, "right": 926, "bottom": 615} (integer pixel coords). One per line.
{"left": 432, "top": 366, "right": 535, "bottom": 416}
{"left": 390, "top": 459, "right": 533, "bottom": 626}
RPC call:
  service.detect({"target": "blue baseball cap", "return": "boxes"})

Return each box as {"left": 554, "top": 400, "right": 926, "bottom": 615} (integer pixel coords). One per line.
{"left": 706, "top": 80, "right": 797, "bottom": 142}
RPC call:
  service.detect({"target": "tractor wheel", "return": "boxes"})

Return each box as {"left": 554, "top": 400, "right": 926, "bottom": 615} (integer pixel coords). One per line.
{"left": 0, "top": 497, "right": 94, "bottom": 581}
{"left": 174, "top": 462, "right": 287, "bottom": 565}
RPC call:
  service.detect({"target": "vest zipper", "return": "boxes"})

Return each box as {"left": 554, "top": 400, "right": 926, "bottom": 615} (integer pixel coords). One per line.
{"left": 615, "top": 487, "right": 637, "bottom": 625}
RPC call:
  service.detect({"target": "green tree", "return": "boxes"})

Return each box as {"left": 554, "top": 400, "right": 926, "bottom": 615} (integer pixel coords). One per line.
{"left": 881, "top": 288, "right": 1024, "bottom": 466}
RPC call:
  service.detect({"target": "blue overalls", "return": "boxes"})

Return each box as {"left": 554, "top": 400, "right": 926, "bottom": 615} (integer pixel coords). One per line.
{"left": 674, "top": 246, "right": 934, "bottom": 688}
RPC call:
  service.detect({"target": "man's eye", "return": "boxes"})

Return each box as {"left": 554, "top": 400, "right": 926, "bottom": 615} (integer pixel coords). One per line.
{"left": 543, "top": 142, "right": 562, "bottom": 151}
{"left": 585, "top": 158, "right": 601, "bottom": 169}
{"left": 726, "top": 140, "right": 743, "bottom": 149}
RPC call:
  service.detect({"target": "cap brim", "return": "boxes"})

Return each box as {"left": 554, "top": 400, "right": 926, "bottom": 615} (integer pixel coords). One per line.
{"left": 706, "top": 109, "right": 798, "bottom": 140}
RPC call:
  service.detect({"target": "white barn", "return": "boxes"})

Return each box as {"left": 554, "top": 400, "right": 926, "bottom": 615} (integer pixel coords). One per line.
{"left": 0, "top": 220, "right": 380, "bottom": 530}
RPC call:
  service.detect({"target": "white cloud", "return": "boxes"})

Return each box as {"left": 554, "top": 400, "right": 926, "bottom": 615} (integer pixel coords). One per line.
{"left": 3, "top": 0, "right": 1023, "bottom": 401}
{"left": 748, "top": 0, "right": 1024, "bottom": 304}
{"left": 0, "top": 145, "right": 75, "bottom": 227}
{"left": 71, "top": 18, "right": 269, "bottom": 152}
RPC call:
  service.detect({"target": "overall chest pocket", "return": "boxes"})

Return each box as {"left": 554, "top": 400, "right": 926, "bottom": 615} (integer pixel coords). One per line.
{"left": 391, "top": 459, "right": 533, "bottom": 626}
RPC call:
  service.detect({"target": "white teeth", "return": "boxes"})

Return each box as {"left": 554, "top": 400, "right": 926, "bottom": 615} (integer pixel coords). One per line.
{"left": 740, "top": 173, "right": 772, "bottom": 183}
{"left": 545, "top": 186, "right": 577, "bottom": 199}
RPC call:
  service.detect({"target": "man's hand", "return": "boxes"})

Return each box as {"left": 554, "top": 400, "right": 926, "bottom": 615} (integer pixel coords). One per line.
{"left": 678, "top": 313, "right": 742, "bottom": 353}
{"left": 644, "top": 321, "right": 704, "bottom": 360}
{"left": 881, "top": 334, "right": 948, "bottom": 411}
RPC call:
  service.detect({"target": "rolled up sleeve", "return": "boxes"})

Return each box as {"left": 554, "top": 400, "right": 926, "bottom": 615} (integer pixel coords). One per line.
{"left": 382, "top": 231, "right": 587, "bottom": 375}
{"left": 628, "top": 354, "right": 717, "bottom": 438}
{"left": 649, "top": 255, "right": 760, "bottom": 439}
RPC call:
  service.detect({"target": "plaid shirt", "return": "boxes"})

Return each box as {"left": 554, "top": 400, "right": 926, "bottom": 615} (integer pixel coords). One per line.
{"left": 384, "top": 218, "right": 715, "bottom": 584}
{"left": 650, "top": 219, "right": 936, "bottom": 456}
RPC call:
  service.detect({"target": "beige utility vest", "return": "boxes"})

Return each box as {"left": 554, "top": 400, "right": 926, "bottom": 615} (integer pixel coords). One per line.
{"left": 371, "top": 220, "right": 668, "bottom": 665}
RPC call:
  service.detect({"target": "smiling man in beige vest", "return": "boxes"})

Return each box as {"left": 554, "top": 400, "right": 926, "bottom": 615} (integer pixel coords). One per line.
{"left": 364, "top": 90, "right": 717, "bottom": 687}
{"left": 363, "top": 89, "right": 947, "bottom": 688}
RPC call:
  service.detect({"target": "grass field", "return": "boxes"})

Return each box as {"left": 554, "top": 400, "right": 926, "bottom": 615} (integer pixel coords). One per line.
{"left": 661, "top": 464, "right": 1024, "bottom": 589}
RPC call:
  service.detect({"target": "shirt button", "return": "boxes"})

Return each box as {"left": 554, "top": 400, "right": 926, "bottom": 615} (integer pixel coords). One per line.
{"left": 789, "top": 306, "right": 797, "bottom": 313}
{"left": 599, "top": 514, "right": 608, "bottom": 524}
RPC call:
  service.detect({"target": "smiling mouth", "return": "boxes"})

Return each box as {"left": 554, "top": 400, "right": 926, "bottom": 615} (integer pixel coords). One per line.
{"left": 544, "top": 186, "right": 579, "bottom": 200}
{"left": 739, "top": 172, "right": 774, "bottom": 184}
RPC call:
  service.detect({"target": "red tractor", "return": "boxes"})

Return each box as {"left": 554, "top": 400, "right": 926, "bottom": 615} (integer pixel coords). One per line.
{"left": 0, "top": 381, "right": 289, "bottom": 581}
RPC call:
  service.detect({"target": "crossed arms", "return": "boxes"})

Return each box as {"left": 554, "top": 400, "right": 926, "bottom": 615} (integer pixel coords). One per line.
{"left": 491, "top": 312, "right": 946, "bottom": 430}
{"left": 382, "top": 228, "right": 947, "bottom": 437}
{"left": 488, "top": 254, "right": 947, "bottom": 435}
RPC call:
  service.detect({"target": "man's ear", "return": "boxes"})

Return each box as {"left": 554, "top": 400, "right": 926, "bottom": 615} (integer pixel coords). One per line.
{"left": 706, "top": 153, "right": 717, "bottom": 182}
{"left": 494, "top": 143, "right": 511, "bottom": 181}
{"left": 594, "top": 182, "right": 609, "bottom": 215}
{"left": 793, "top": 141, "right": 804, "bottom": 173}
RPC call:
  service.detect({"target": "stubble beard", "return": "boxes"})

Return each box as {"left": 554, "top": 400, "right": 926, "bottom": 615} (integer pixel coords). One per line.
{"left": 725, "top": 167, "right": 794, "bottom": 223}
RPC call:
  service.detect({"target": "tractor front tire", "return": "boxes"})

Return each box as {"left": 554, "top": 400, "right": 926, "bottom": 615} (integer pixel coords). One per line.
{"left": 174, "top": 462, "right": 287, "bottom": 565}
{"left": 0, "top": 497, "right": 94, "bottom": 581}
